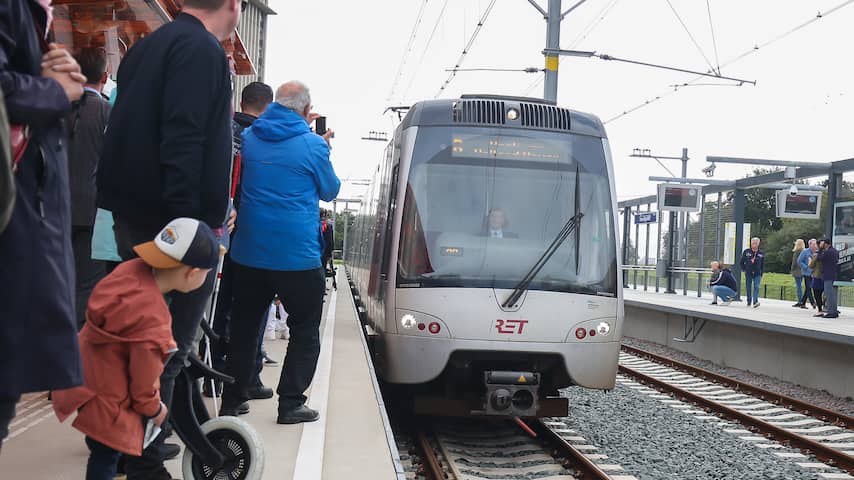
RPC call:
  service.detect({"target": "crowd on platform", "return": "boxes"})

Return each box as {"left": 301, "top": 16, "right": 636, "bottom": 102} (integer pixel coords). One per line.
{"left": 706, "top": 236, "right": 841, "bottom": 318}
{"left": 1, "top": 0, "right": 340, "bottom": 478}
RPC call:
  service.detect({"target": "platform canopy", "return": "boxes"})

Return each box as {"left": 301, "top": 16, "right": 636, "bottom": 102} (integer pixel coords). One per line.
{"left": 50, "top": 0, "right": 255, "bottom": 75}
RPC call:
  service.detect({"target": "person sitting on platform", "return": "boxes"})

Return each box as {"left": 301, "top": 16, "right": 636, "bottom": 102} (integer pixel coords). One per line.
{"left": 708, "top": 261, "right": 737, "bottom": 306}
{"left": 52, "top": 218, "right": 222, "bottom": 480}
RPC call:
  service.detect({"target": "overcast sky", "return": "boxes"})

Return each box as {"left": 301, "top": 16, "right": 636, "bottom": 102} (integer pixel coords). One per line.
{"left": 262, "top": 0, "right": 854, "bottom": 203}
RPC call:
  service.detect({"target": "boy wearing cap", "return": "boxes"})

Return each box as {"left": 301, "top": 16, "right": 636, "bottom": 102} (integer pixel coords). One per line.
{"left": 52, "top": 218, "right": 222, "bottom": 480}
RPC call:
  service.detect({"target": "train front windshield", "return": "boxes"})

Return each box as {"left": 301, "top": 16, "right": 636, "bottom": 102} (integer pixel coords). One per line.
{"left": 398, "top": 127, "right": 617, "bottom": 296}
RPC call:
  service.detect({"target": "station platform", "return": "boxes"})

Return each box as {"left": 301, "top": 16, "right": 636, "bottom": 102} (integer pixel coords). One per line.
{"left": 622, "top": 288, "right": 854, "bottom": 398}
{"left": 0, "top": 272, "right": 404, "bottom": 479}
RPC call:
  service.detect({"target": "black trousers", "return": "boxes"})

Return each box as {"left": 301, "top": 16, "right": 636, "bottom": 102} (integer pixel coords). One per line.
{"left": 113, "top": 215, "right": 217, "bottom": 478}
{"left": 85, "top": 436, "right": 122, "bottom": 480}
{"left": 71, "top": 225, "right": 106, "bottom": 329}
{"left": 0, "top": 394, "right": 20, "bottom": 450}
{"left": 222, "top": 262, "right": 325, "bottom": 412}
{"left": 209, "top": 252, "right": 265, "bottom": 387}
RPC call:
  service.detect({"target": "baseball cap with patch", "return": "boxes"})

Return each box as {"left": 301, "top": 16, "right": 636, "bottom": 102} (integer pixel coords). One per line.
{"left": 133, "top": 218, "right": 222, "bottom": 269}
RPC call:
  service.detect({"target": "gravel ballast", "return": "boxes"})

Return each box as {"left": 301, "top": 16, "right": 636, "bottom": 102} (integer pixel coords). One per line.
{"left": 623, "top": 336, "right": 854, "bottom": 417}
{"left": 557, "top": 382, "right": 833, "bottom": 480}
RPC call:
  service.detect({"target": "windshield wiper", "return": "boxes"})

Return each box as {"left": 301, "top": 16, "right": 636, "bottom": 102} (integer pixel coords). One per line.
{"left": 502, "top": 211, "right": 583, "bottom": 308}
{"left": 503, "top": 165, "right": 584, "bottom": 309}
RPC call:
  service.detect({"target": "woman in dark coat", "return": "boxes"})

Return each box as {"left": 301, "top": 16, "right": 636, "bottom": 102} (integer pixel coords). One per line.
{"left": 0, "top": 0, "right": 86, "bottom": 446}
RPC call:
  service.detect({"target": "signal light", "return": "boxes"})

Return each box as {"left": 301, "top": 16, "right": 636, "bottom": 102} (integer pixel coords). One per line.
{"left": 575, "top": 328, "right": 586, "bottom": 340}
{"left": 428, "top": 322, "right": 441, "bottom": 334}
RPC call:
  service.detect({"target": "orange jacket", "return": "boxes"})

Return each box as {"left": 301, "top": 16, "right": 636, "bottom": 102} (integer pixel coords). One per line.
{"left": 53, "top": 259, "right": 177, "bottom": 455}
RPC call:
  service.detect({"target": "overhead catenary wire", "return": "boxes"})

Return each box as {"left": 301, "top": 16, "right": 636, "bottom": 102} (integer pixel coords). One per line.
{"left": 435, "top": 0, "right": 498, "bottom": 98}
{"left": 604, "top": 0, "right": 854, "bottom": 124}
{"left": 401, "top": 0, "right": 451, "bottom": 101}
{"left": 567, "top": 0, "right": 620, "bottom": 49}
{"left": 387, "top": 0, "right": 429, "bottom": 102}
{"left": 664, "top": 0, "right": 717, "bottom": 74}
{"left": 706, "top": 0, "right": 721, "bottom": 74}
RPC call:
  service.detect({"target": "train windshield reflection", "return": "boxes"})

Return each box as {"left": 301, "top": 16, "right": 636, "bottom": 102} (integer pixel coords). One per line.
{"left": 397, "top": 127, "right": 617, "bottom": 296}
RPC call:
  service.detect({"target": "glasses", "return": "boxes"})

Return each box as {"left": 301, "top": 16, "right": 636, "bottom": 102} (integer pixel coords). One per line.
{"left": 241, "top": 0, "right": 248, "bottom": 12}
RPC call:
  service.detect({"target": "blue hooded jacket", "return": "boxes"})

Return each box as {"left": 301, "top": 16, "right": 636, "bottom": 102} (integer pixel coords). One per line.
{"left": 231, "top": 104, "right": 340, "bottom": 271}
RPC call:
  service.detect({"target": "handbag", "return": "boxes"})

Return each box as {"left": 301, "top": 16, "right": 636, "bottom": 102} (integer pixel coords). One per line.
{"left": 10, "top": 6, "right": 50, "bottom": 174}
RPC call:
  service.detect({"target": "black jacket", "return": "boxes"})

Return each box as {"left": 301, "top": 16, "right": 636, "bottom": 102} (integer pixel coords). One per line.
{"left": 66, "top": 89, "right": 110, "bottom": 226}
{"left": 97, "top": 13, "right": 232, "bottom": 230}
{"left": 710, "top": 268, "right": 737, "bottom": 291}
{"left": 231, "top": 111, "right": 256, "bottom": 210}
{"left": 740, "top": 248, "right": 764, "bottom": 276}
{"left": 0, "top": 0, "right": 82, "bottom": 396}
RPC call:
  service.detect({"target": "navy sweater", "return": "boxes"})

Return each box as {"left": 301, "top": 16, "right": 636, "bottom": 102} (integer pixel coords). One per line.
{"left": 97, "top": 13, "right": 232, "bottom": 229}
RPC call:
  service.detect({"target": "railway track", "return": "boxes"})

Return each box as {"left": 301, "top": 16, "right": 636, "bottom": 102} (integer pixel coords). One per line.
{"left": 405, "top": 418, "right": 617, "bottom": 480}
{"left": 618, "top": 345, "right": 854, "bottom": 475}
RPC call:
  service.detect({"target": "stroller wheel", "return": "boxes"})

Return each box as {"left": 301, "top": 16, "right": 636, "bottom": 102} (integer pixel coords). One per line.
{"left": 182, "top": 416, "right": 264, "bottom": 480}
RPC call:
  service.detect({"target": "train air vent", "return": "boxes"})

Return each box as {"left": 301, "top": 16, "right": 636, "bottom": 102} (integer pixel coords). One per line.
{"left": 520, "top": 103, "right": 572, "bottom": 131}
{"left": 452, "top": 100, "right": 506, "bottom": 125}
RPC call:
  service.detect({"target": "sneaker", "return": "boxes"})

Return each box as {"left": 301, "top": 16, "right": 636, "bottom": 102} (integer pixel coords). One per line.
{"left": 277, "top": 405, "right": 319, "bottom": 424}
{"left": 248, "top": 385, "right": 274, "bottom": 400}
{"left": 220, "top": 401, "right": 250, "bottom": 417}
{"left": 721, "top": 300, "right": 732, "bottom": 306}
{"left": 792, "top": 303, "right": 803, "bottom": 307}
{"left": 814, "top": 312, "right": 825, "bottom": 317}
{"left": 753, "top": 302, "right": 760, "bottom": 308}
{"left": 823, "top": 313, "right": 839, "bottom": 319}
{"left": 710, "top": 302, "right": 718, "bottom": 305}
{"left": 798, "top": 304, "right": 808, "bottom": 309}
{"left": 263, "top": 352, "right": 279, "bottom": 365}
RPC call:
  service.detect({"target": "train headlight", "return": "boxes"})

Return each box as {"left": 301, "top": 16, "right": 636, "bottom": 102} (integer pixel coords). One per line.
{"left": 507, "top": 108, "right": 520, "bottom": 121}
{"left": 401, "top": 314, "right": 417, "bottom": 329}
{"left": 596, "top": 321, "right": 612, "bottom": 336}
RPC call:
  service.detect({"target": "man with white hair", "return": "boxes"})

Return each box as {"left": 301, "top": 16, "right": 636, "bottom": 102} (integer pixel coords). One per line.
{"left": 222, "top": 81, "right": 340, "bottom": 424}
{"left": 739, "top": 237, "right": 765, "bottom": 308}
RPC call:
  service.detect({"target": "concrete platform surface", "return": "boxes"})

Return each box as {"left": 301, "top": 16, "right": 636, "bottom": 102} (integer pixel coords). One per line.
{"left": 623, "top": 288, "right": 854, "bottom": 345}
{"left": 0, "top": 274, "right": 401, "bottom": 479}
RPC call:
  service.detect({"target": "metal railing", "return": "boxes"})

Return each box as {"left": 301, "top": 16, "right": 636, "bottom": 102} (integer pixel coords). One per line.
{"left": 622, "top": 265, "right": 854, "bottom": 307}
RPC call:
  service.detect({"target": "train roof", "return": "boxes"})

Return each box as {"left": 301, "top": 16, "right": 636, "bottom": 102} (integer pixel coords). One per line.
{"left": 399, "top": 95, "right": 607, "bottom": 138}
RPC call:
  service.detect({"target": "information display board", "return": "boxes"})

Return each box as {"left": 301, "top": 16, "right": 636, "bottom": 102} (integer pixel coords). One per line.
{"left": 775, "top": 190, "right": 822, "bottom": 219}
{"left": 657, "top": 183, "right": 702, "bottom": 212}
{"left": 833, "top": 201, "right": 854, "bottom": 281}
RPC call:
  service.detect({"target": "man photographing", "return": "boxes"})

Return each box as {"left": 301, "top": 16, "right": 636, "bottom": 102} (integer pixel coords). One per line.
{"left": 221, "top": 81, "right": 340, "bottom": 424}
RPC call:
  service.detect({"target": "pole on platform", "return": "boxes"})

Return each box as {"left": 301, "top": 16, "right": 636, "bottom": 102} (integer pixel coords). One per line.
{"left": 733, "top": 188, "right": 746, "bottom": 301}
{"left": 543, "top": 0, "right": 562, "bottom": 102}
{"left": 666, "top": 211, "right": 677, "bottom": 294}
{"left": 622, "top": 206, "right": 631, "bottom": 286}
{"left": 342, "top": 202, "right": 349, "bottom": 263}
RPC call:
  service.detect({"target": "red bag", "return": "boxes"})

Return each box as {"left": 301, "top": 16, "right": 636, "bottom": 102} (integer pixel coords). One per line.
{"left": 10, "top": 7, "right": 50, "bottom": 174}
{"left": 10, "top": 125, "right": 29, "bottom": 174}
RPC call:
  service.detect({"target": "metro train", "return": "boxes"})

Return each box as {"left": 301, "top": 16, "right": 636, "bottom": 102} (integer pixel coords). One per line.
{"left": 346, "top": 95, "right": 623, "bottom": 417}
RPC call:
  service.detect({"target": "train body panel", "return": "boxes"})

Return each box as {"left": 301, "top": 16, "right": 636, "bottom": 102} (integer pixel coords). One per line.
{"left": 346, "top": 95, "right": 623, "bottom": 414}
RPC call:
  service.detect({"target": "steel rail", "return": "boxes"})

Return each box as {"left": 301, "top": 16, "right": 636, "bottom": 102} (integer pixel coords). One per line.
{"left": 415, "top": 429, "right": 447, "bottom": 480}
{"left": 528, "top": 419, "right": 613, "bottom": 480}
{"left": 621, "top": 344, "right": 854, "bottom": 429}
{"left": 618, "top": 363, "right": 854, "bottom": 474}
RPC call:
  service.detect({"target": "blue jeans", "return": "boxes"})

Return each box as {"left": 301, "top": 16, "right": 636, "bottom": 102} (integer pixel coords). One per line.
{"left": 85, "top": 437, "right": 121, "bottom": 480}
{"left": 794, "top": 276, "right": 803, "bottom": 302}
{"left": 744, "top": 274, "right": 762, "bottom": 305}
{"left": 799, "top": 276, "right": 815, "bottom": 306}
{"left": 712, "top": 285, "right": 736, "bottom": 303}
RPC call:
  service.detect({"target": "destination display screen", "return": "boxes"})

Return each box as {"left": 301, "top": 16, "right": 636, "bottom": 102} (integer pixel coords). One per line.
{"left": 451, "top": 134, "right": 563, "bottom": 161}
